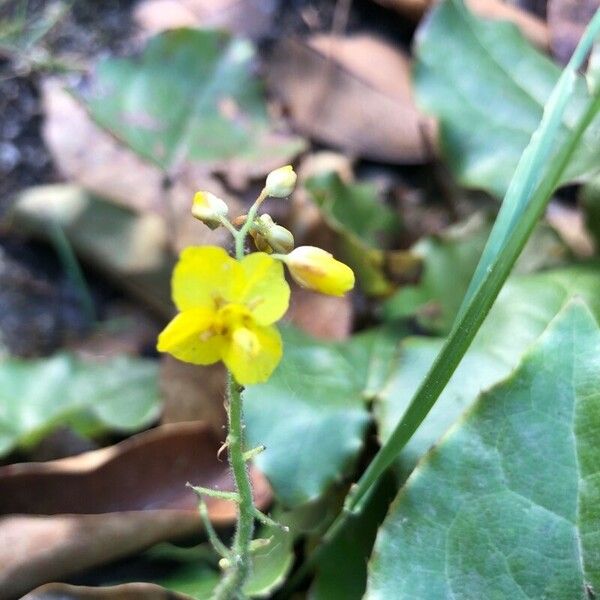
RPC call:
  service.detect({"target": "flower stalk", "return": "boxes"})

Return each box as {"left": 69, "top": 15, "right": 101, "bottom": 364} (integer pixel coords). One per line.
{"left": 212, "top": 373, "right": 256, "bottom": 600}
{"left": 157, "top": 164, "right": 354, "bottom": 599}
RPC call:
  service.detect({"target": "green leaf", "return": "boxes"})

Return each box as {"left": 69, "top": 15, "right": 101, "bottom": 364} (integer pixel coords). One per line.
{"left": 376, "top": 266, "right": 600, "bottom": 474}
{"left": 244, "top": 326, "right": 401, "bottom": 507}
{"left": 305, "top": 172, "right": 402, "bottom": 296}
{"left": 81, "top": 29, "right": 305, "bottom": 173}
{"left": 366, "top": 300, "right": 600, "bottom": 599}
{"left": 414, "top": 0, "right": 600, "bottom": 198}
{"left": 383, "top": 215, "right": 567, "bottom": 334}
{"left": 0, "top": 353, "right": 161, "bottom": 456}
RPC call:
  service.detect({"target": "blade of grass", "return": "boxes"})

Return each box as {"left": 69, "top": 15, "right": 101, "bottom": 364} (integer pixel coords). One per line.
{"left": 284, "top": 6, "right": 600, "bottom": 593}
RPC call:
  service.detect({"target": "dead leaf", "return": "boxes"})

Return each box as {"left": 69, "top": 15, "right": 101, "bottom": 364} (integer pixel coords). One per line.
{"left": 0, "top": 422, "right": 271, "bottom": 598}
{"left": 547, "top": 0, "right": 599, "bottom": 63}
{"left": 41, "top": 79, "right": 240, "bottom": 252}
{"left": 134, "top": 0, "right": 277, "bottom": 40}
{"left": 160, "top": 357, "right": 227, "bottom": 434}
{"left": 284, "top": 282, "right": 353, "bottom": 341}
{"left": 23, "top": 582, "right": 192, "bottom": 600}
{"left": 372, "top": 0, "right": 549, "bottom": 49}
{"left": 546, "top": 201, "right": 596, "bottom": 257}
{"left": 266, "top": 34, "right": 436, "bottom": 164}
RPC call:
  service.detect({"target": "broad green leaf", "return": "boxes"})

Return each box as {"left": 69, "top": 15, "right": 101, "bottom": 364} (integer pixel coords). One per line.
{"left": 414, "top": 0, "right": 600, "bottom": 198}
{"left": 81, "top": 29, "right": 304, "bottom": 173}
{"left": 366, "top": 300, "right": 600, "bottom": 599}
{"left": 376, "top": 266, "right": 600, "bottom": 474}
{"left": 305, "top": 172, "right": 403, "bottom": 296}
{"left": 244, "top": 326, "right": 401, "bottom": 506}
{"left": 383, "top": 215, "right": 567, "bottom": 334}
{"left": 0, "top": 353, "right": 160, "bottom": 456}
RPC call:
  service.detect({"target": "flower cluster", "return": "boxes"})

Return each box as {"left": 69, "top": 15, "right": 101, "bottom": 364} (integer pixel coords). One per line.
{"left": 158, "top": 165, "right": 354, "bottom": 385}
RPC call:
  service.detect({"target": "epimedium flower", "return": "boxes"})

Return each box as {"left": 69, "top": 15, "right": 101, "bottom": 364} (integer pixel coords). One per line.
{"left": 279, "top": 246, "right": 355, "bottom": 297}
{"left": 157, "top": 246, "right": 290, "bottom": 385}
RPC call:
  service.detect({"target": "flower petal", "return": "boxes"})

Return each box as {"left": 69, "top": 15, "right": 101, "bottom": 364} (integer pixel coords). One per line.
{"left": 157, "top": 307, "right": 223, "bottom": 365}
{"left": 238, "top": 252, "right": 290, "bottom": 325}
{"left": 222, "top": 323, "right": 282, "bottom": 385}
{"left": 172, "top": 246, "right": 242, "bottom": 311}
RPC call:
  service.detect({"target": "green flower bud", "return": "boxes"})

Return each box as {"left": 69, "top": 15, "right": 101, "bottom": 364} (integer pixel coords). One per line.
{"left": 265, "top": 165, "right": 297, "bottom": 198}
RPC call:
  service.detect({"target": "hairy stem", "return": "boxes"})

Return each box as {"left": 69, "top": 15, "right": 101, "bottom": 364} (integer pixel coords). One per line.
{"left": 213, "top": 373, "right": 255, "bottom": 600}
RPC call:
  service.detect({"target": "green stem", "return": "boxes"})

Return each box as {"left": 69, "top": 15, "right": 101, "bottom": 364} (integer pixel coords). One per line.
{"left": 235, "top": 189, "right": 267, "bottom": 260}
{"left": 213, "top": 373, "right": 255, "bottom": 600}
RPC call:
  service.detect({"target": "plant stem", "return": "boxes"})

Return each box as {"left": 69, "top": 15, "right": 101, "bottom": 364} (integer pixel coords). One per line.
{"left": 213, "top": 373, "right": 255, "bottom": 600}
{"left": 235, "top": 189, "right": 267, "bottom": 260}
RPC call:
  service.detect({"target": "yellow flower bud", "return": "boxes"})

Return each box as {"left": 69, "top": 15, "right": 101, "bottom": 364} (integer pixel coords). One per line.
{"left": 282, "top": 246, "right": 354, "bottom": 296}
{"left": 265, "top": 165, "right": 297, "bottom": 198}
{"left": 191, "top": 191, "right": 228, "bottom": 229}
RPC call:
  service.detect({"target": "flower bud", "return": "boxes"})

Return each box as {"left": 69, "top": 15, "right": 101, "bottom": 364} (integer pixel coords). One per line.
{"left": 265, "top": 165, "right": 297, "bottom": 198}
{"left": 282, "top": 246, "right": 354, "bottom": 296}
{"left": 191, "top": 191, "right": 228, "bottom": 229}
{"left": 266, "top": 224, "right": 294, "bottom": 254}
{"left": 249, "top": 214, "right": 294, "bottom": 254}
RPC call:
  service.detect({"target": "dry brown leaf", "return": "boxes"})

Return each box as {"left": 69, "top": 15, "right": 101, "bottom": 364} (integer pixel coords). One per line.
{"left": 0, "top": 422, "right": 271, "bottom": 598}
{"left": 159, "top": 357, "right": 227, "bottom": 433}
{"left": 372, "top": 0, "right": 549, "bottom": 49}
{"left": 547, "top": 0, "right": 599, "bottom": 63}
{"left": 284, "top": 282, "right": 353, "bottom": 341}
{"left": 41, "top": 80, "right": 240, "bottom": 252}
{"left": 134, "top": 0, "right": 277, "bottom": 39}
{"left": 23, "top": 582, "right": 192, "bottom": 600}
{"left": 546, "top": 201, "right": 596, "bottom": 257}
{"left": 266, "top": 34, "right": 436, "bottom": 164}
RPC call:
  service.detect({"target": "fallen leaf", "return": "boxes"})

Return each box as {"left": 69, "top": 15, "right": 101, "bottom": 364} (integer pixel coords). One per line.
{"left": 41, "top": 81, "right": 237, "bottom": 252}
{"left": 134, "top": 0, "right": 278, "bottom": 40}
{"left": 266, "top": 34, "right": 435, "bottom": 164}
{"left": 372, "top": 0, "right": 549, "bottom": 48}
{"left": 159, "top": 357, "right": 227, "bottom": 433}
{"left": 23, "top": 581, "right": 193, "bottom": 600}
{"left": 547, "top": 0, "right": 599, "bottom": 63}
{"left": 284, "top": 282, "right": 353, "bottom": 341}
{"left": 546, "top": 200, "right": 596, "bottom": 257}
{"left": 0, "top": 422, "right": 271, "bottom": 598}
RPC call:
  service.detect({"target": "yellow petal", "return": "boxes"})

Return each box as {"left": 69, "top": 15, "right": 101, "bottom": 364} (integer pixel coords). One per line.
{"left": 172, "top": 246, "right": 242, "bottom": 311}
{"left": 157, "top": 307, "right": 224, "bottom": 365}
{"left": 283, "top": 246, "right": 354, "bottom": 296}
{"left": 238, "top": 252, "right": 290, "bottom": 325}
{"left": 222, "top": 323, "right": 282, "bottom": 385}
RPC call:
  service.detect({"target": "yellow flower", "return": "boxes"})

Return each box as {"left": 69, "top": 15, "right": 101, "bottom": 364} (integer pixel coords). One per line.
{"left": 281, "top": 246, "right": 354, "bottom": 297}
{"left": 157, "top": 246, "right": 290, "bottom": 385}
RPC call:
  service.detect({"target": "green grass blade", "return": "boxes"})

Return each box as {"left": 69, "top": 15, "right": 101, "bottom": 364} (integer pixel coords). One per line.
{"left": 345, "top": 7, "right": 600, "bottom": 514}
